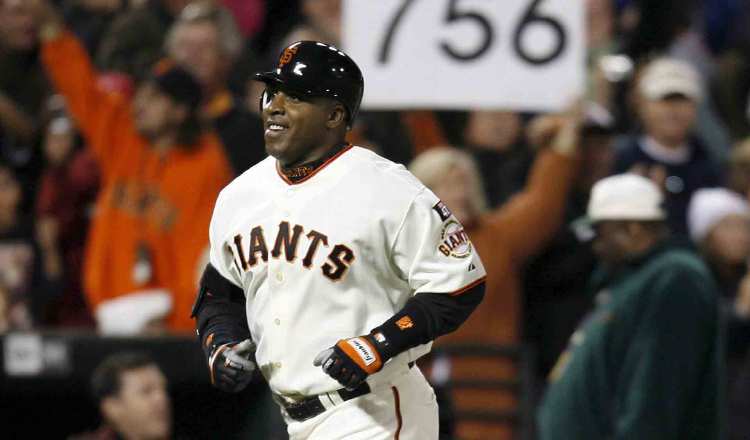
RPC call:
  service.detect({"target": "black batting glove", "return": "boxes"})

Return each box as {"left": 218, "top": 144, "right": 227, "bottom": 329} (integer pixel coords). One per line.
{"left": 313, "top": 334, "right": 390, "bottom": 390}
{"left": 207, "top": 339, "right": 256, "bottom": 393}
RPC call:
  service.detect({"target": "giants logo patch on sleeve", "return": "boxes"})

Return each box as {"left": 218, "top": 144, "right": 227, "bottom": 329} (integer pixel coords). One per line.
{"left": 438, "top": 220, "right": 472, "bottom": 258}
{"left": 432, "top": 201, "right": 453, "bottom": 222}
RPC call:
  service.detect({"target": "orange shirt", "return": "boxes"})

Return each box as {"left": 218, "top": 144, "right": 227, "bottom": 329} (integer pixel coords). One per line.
{"left": 437, "top": 149, "right": 577, "bottom": 440}
{"left": 41, "top": 32, "right": 232, "bottom": 332}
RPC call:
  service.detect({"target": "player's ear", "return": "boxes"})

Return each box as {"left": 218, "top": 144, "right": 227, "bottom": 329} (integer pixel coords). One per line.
{"left": 326, "top": 103, "right": 346, "bottom": 129}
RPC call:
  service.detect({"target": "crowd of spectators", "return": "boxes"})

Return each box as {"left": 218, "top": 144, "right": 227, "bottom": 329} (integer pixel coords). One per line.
{"left": 2, "top": 0, "right": 750, "bottom": 439}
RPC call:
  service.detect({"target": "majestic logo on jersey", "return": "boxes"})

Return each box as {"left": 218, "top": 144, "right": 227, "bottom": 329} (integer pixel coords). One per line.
{"left": 438, "top": 220, "right": 472, "bottom": 258}
{"left": 432, "top": 201, "right": 453, "bottom": 222}
{"left": 230, "top": 221, "right": 355, "bottom": 281}
{"left": 346, "top": 338, "right": 377, "bottom": 366}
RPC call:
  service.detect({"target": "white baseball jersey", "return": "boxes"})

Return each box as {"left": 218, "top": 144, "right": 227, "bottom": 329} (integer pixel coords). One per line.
{"left": 208, "top": 145, "right": 486, "bottom": 398}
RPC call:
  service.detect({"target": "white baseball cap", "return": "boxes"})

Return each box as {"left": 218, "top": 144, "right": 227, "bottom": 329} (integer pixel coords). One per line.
{"left": 687, "top": 188, "right": 750, "bottom": 243}
{"left": 587, "top": 174, "right": 666, "bottom": 223}
{"left": 638, "top": 58, "right": 703, "bottom": 102}
{"left": 572, "top": 174, "right": 666, "bottom": 241}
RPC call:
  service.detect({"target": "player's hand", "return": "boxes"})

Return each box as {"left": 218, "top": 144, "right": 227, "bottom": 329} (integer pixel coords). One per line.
{"left": 313, "top": 335, "right": 385, "bottom": 390}
{"left": 208, "top": 339, "right": 256, "bottom": 393}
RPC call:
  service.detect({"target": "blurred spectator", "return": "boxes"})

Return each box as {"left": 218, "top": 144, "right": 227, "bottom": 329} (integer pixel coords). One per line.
{"left": 219, "top": 0, "right": 265, "bottom": 39}
{"left": 61, "top": 0, "right": 126, "bottom": 56}
{"left": 37, "top": 2, "right": 233, "bottom": 334}
{"left": 96, "top": 0, "right": 192, "bottom": 80}
{"left": 410, "top": 109, "right": 581, "bottom": 440}
{"left": 619, "top": 0, "right": 698, "bottom": 63}
{"left": 348, "top": 109, "right": 451, "bottom": 166}
{"left": 35, "top": 110, "right": 99, "bottom": 327}
{"left": 166, "top": 1, "right": 266, "bottom": 174}
{"left": 71, "top": 352, "right": 171, "bottom": 440}
{"left": 523, "top": 103, "right": 616, "bottom": 380}
{"left": 613, "top": 58, "right": 723, "bottom": 236}
{"left": 687, "top": 188, "right": 750, "bottom": 440}
{"left": 727, "top": 137, "right": 750, "bottom": 197}
{"left": 538, "top": 174, "right": 723, "bottom": 440}
{"left": 713, "top": 54, "right": 750, "bottom": 141}
{"left": 278, "top": 0, "right": 340, "bottom": 49}
{"left": 0, "top": 0, "right": 51, "bottom": 212}
{"left": 463, "top": 110, "right": 532, "bottom": 207}
{"left": 586, "top": 0, "right": 622, "bottom": 110}
{"left": 0, "top": 160, "right": 62, "bottom": 332}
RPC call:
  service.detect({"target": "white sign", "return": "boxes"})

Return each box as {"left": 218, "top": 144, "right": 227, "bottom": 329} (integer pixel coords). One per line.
{"left": 342, "top": 0, "right": 585, "bottom": 111}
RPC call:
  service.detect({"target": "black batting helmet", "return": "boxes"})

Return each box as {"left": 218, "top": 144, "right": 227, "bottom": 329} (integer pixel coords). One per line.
{"left": 254, "top": 41, "right": 364, "bottom": 127}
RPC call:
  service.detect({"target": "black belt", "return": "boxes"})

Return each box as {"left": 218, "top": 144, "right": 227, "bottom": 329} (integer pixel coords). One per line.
{"left": 281, "top": 362, "right": 415, "bottom": 422}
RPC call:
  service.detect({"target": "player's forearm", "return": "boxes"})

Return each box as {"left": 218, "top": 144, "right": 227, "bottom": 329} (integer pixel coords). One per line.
{"left": 192, "top": 265, "right": 250, "bottom": 352}
{"left": 371, "top": 279, "right": 486, "bottom": 360}
{"left": 196, "top": 301, "right": 249, "bottom": 346}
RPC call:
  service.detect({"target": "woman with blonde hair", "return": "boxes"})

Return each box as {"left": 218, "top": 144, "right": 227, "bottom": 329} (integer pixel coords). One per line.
{"left": 409, "top": 111, "right": 581, "bottom": 440}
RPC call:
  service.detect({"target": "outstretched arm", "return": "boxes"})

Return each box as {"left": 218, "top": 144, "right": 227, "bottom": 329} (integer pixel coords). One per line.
{"left": 33, "top": 0, "right": 132, "bottom": 172}
{"left": 489, "top": 107, "right": 582, "bottom": 262}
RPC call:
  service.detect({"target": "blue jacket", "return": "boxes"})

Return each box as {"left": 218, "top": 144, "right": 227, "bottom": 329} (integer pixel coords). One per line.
{"left": 612, "top": 135, "right": 723, "bottom": 236}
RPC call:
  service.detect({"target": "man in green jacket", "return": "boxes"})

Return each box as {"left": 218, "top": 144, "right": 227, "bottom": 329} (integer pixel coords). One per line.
{"left": 537, "top": 173, "right": 725, "bottom": 439}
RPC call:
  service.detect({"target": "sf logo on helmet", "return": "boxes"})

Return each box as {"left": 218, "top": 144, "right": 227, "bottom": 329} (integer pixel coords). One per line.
{"left": 278, "top": 46, "right": 299, "bottom": 68}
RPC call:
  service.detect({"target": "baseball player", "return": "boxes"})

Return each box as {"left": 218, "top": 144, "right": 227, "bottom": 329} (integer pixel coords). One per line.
{"left": 192, "top": 41, "right": 486, "bottom": 439}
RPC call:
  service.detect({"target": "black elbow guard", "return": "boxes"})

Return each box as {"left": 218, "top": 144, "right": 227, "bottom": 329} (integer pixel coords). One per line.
{"left": 192, "top": 264, "right": 249, "bottom": 352}
{"left": 191, "top": 264, "right": 245, "bottom": 317}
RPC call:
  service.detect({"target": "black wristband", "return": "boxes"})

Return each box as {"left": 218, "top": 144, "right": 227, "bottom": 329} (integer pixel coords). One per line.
{"left": 370, "top": 281, "right": 485, "bottom": 361}
{"left": 193, "top": 265, "right": 250, "bottom": 358}
{"left": 370, "top": 299, "right": 433, "bottom": 361}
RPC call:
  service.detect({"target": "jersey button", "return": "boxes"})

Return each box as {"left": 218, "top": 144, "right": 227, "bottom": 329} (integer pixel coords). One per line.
{"left": 274, "top": 318, "right": 281, "bottom": 325}
{"left": 274, "top": 362, "right": 282, "bottom": 369}
{"left": 275, "top": 272, "right": 284, "bottom": 283}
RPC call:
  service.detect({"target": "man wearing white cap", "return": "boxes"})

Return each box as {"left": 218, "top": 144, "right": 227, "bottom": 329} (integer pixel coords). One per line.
{"left": 688, "top": 188, "right": 750, "bottom": 440}
{"left": 613, "top": 58, "right": 722, "bottom": 236}
{"left": 537, "top": 173, "right": 724, "bottom": 440}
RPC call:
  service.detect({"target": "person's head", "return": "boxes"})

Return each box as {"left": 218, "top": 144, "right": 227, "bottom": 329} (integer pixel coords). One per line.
{"left": 727, "top": 138, "right": 750, "bottom": 196}
{"left": 586, "top": 174, "right": 668, "bottom": 266}
{"left": 688, "top": 188, "right": 750, "bottom": 267}
{"left": 161, "top": 0, "right": 192, "bottom": 16}
{"left": 636, "top": 58, "right": 701, "bottom": 146}
{"left": 91, "top": 352, "right": 171, "bottom": 440}
{"left": 409, "top": 147, "right": 487, "bottom": 226}
{"left": 302, "top": 0, "right": 341, "bottom": 40}
{"left": 0, "top": 162, "right": 21, "bottom": 221}
{"left": 44, "top": 116, "right": 76, "bottom": 166}
{"left": 254, "top": 41, "right": 363, "bottom": 166}
{"left": 0, "top": 0, "right": 38, "bottom": 51}
{"left": 165, "top": 1, "right": 243, "bottom": 91}
{"left": 132, "top": 62, "right": 203, "bottom": 145}
{"left": 464, "top": 111, "right": 523, "bottom": 152}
